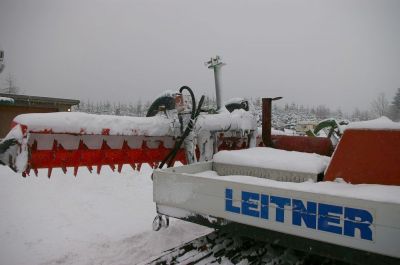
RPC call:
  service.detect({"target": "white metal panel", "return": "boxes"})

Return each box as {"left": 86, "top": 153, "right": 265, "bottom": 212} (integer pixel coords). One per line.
{"left": 153, "top": 162, "right": 400, "bottom": 259}
{"left": 213, "top": 162, "right": 318, "bottom": 182}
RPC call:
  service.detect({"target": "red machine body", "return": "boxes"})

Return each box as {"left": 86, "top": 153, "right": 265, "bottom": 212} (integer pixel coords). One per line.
{"left": 325, "top": 129, "right": 400, "bottom": 185}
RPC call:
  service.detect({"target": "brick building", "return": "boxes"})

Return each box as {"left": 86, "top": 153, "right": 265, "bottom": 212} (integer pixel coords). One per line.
{"left": 0, "top": 93, "right": 79, "bottom": 138}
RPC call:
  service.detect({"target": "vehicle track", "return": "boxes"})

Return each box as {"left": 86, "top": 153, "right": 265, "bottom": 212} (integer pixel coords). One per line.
{"left": 145, "top": 230, "right": 349, "bottom": 265}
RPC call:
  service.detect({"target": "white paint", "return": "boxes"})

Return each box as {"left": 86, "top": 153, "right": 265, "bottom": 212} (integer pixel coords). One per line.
{"left": 193, "top": 170, "right": 400, "bottom": 204}
{"left": 154, "top": 162, "right": 400, "bottom": 258}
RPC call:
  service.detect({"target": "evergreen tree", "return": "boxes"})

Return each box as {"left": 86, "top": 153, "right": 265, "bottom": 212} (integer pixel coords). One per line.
{"left": 389, "top": 88, "right": 400, "bottom": 121}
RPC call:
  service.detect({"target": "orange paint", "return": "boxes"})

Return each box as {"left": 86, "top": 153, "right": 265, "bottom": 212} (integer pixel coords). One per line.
{"left": 257, "top": 135, "right": 333, "bottom": 157}
{"left": 324, "top": 129, "right": 400, "bottom": 185}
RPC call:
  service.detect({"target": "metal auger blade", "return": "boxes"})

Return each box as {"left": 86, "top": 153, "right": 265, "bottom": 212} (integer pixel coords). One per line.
{"left": 24, "top": 133, "right": 187, "bottom": 177}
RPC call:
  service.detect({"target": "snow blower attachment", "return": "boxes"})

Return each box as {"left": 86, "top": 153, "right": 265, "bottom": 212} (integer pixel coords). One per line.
{"left": 0, "top": 114, "right": 189, "bottom": 177}
{"left": 0, "top": 86, "right": 259, "bottom": 177}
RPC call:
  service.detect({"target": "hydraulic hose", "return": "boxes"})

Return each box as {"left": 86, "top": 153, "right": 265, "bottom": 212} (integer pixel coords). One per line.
{"left": 179, "top": 86, "right": 197, "bottom": 120}
{"left": 158, "top": 86, "right": 205, "bottom": 168}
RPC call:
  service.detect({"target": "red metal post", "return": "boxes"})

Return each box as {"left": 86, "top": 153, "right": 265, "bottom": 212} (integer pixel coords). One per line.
{"left": 262, "top": 97, "right": 282, "bottom": 147}
{"left": 262, "top": 98, "right": 272, "bottom": 147}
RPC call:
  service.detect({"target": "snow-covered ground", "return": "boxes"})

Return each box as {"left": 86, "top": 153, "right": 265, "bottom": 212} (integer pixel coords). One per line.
{"left": 0, "top": 164, "right": 212, "bottom": 265}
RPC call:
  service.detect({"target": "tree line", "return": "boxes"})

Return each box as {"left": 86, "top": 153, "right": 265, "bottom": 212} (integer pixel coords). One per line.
{"left": 2, "top": 73, "right": 398, "bottom": 123}
{"left": 72, "top": 89, "right": 400, "bottom": 123}
{"left": 252, "top": 89, "right": 400, "bottom": 122}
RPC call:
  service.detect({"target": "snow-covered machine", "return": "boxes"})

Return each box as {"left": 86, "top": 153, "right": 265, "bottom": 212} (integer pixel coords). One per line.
{"left": 0, "top": 88, "right": 258, "bottom": 176}
{"left": 152, "top": 102, "right": 400, "bottom": 264}
{"left": 0, "top": 57, "right": 399, "bottom": 264}
{"left": 0, "top": 57, "right": 332, "bottom": 176}
{"left": 0, "top": 58, "right": 261, "bottom": 175}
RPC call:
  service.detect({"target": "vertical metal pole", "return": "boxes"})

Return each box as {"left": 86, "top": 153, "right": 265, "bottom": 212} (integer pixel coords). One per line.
{"left": 206, "top": 56, "right": 225, "bottom": 110}
{"left": 213, "top": 66, "right": 222, "bottom": 110}
{"left": 214, "top": 66, "right": 221, "bottom": 109}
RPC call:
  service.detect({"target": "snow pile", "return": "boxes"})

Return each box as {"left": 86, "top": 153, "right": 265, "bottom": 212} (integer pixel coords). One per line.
{"left": 194, "top": 110, "right": 257, "bottom": 161}
{"left": 12, "top": 109, "right": 258, "bottom": 137}
{"left": 346, "top": 116, "right": 400, "bottom": 130}
{"left": 213, "top": 147, "right": 330, "bottom": 174}
{"left": 0, "top": 96, "right": 14, "bottom": 104}
{"left": 0, "top": 164, "right": 211, "bottom": 265}
{"left": 196, "top": 109, "right": 257, "bottom": 133}
{"left": 13, "top": 112, "right": 175, "bottom": 136}
{"left": 194, "top": 170, "right": 400, "bottom": 204}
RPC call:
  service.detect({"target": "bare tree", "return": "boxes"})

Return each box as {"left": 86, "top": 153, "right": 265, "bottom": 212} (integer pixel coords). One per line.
{"left": 370, "top": 92, "right": 389, "bottom": 117}
{"left": 0, "top": 49, "right": 4, "bottom": 74}
{"left": 1, "top": 73, "right": 19, "bottom": 94}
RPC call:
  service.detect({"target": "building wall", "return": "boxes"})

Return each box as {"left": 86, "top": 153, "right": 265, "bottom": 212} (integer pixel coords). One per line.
{"left": 295, "top": 123, "right": 316, "bottom": 133}
{"left": 0, "top": 105, "right": 58, "bottom": 138}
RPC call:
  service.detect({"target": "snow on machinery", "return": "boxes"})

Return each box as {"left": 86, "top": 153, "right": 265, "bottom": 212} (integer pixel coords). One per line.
{"left": 0, "top": 89, "right": 257, "bottom": 176}
{"left": 152, "top": 99, "right": 400, "bottom": 265}
{"left": 0, "top": 56, "right": 332, "bottom": 176}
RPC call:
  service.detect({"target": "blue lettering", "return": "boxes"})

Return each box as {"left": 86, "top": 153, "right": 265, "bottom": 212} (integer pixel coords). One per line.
{"left": 260, "top": 194, "right": 269, "bottom": 219}
{"left": 292, "top": 199, "right": 317, "bottom": 229}
{"left": 225, "top": 188, "right": 240, "bottom": 214}
{"left": 344, "top": 207, "right": 373, "bottom": 241}
{"left": 318, "top": 203, "right": 343, "bottom": 235}
{"left": 270, "top": 196, "right": 291, "bottom": 223}
{"left": 242, "top": 191, "right": 260, "bottom": 217}
{"left": 223, "top": 188, "right": 374, "bottom": 241}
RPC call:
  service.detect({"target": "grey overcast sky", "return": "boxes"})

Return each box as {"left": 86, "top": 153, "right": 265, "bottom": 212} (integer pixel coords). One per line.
{"left": 0, "top": 0, "right": 399, "bottom": 112}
